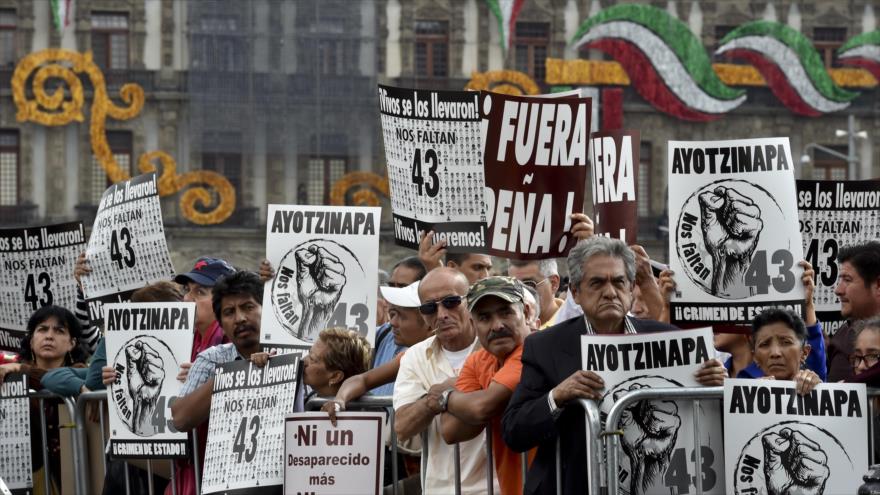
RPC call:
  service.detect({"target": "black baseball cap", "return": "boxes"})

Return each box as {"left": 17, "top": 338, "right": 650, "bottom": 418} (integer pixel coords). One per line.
{"left": 174, "top": 257, "right": 235, "bottom": 287}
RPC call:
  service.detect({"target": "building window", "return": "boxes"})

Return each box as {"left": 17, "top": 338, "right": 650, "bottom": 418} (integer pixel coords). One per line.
{"left": 415, "top": 20, "right": 449, "bottom": 77}
{"left": 813, "top": 27, "right": 847, "bottom": 68}
{"left": 191, "top": 16, "right": 245, "bottom": 71}
{"left": 0, "top": 130, "right": 19, "bottom": 206}
{"left": 306, "top": 157, "right": 347, "bottom": 204}
{"left": 91, "top": 131, "right": 132, "bottom": 204}
{"left": 91, "top": 12, "right": 129, "bottom": 70}
{"left": 0, "top": 9, "right": 16, "bottom": 68}
{"left": 514, "top": 22, "right": 549, "bottom": 82}
{"left": 713, "top": 25, "right": 738, "bottom": 63}
{"left": 638, "top": 141, "right": 651, "bottom": 216}
{"left": 811, "top": 145, "right": 848, "bottom": 180}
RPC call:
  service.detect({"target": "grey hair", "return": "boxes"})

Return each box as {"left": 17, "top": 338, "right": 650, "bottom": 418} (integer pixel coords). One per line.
{"left": 566, "top": 237, "right": 636, "bottom": 290}
{"left": 508, "top": 258, "right": 558, "bottom": 277}
{"left": 853, "top": 316, "right": 880, "bottom": 340}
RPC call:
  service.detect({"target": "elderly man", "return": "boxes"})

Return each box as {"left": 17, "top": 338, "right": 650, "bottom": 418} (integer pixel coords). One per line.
{"left": 440, "top": 276, "right": 533, "bottom": 495}
{"left": 393, "top": 267, "right": 491, "bottom": 494}
{"left": 502, "top": 237, "right": 726, "bottom": 494}
{"left": 507, "top": 259, "right": 563, "bottom": 328}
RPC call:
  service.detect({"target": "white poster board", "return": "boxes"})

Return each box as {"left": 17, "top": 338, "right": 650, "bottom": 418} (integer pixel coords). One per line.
{"left": 104, "top": 302, "right": 194, "bottom": 458}
{"left": 284, "top": 412, "right": 385, "bottom": 495}
{"left": 0, "top": 373, "right": 32, "bottom": 494}
{"left": 582, "top": 327, "right": 724, "bottom": 495}
{"left": 667, "top": 137, "right": 805, "bottom": 326}
{"left": 261, "top": 205, "right": 380, "bottom": 354}
{"left": 723, "top": 378, "right": 868, "bottom": 495}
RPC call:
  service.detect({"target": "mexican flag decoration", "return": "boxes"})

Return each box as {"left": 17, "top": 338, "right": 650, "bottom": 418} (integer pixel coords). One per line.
{"left": 50, "top": 0, "right": 72, "bottom": 34}
{"left": 717, "top": 21, "right": 858, "bottom": 116}
{"left": 838, "top": 30, "right": 880, "bottom": 80}
{"left": 485, "top": 0, "right": 526, "bottom": 55}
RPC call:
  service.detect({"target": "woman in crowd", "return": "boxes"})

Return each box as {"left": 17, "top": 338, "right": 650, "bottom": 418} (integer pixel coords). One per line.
{"left": 0, "top": 305, "right": 88, "bottom": 494}
{"left": 750, "top": 308, "right": 822, "bottom": 395}
{"left": 301, "top": 327, "right": 372, "bottom": 400}
{"left": 847, "top": 316, "right": 880, "bottom": 462}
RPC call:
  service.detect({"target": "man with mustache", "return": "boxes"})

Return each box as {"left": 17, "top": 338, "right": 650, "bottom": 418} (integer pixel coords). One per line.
{"left": 393, "top": 267, "right": 495, "bottom": 494}
{"left": 440, "top": 276, "right": 534, "bottom": 495}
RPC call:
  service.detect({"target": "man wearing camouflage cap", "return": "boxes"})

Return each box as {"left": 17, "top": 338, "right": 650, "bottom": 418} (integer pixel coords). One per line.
{"left": 439, "top": 276, "right": 534, "bottom": 495}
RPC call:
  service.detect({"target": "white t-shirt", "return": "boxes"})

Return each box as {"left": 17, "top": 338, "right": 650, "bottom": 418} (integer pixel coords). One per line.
{"left": 442, "top": 341, "right": 476, "bottom": 374}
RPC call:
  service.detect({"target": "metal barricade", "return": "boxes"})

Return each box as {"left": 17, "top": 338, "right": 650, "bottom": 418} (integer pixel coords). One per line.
{"left": 550, "top": 398, "right": 603, "bottom": 495}
{"left": 28, "top": 389, "right": 81, "bottom": 495}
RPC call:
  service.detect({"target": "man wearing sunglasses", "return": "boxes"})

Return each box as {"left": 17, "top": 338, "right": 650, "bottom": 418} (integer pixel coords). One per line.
{"left": 508, "top": 259, "right": 563, "bottom": 329}
{"left": 393, "top": 267, "right": 490, "bottom": 494}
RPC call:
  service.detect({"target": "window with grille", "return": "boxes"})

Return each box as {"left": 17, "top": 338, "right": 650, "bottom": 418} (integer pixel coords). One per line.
{"left": 811, "top": 145, "right": 849, "bottom": 180}
{"left": 306, "top": 157, "right": 347, "bottom": 204}
{"left": 0, "top": 9, "right": 15, "bottom": 68}
{"left": 813, "top": 27, "right": 847, "bottom": 68}
{"left": 638, "top": 142, "right": 652, "bottom": 216}
{"left": 514, "top": 22, "right": 549, "bottom": 82}
{"left": 0, "top": 130, "right": 19, "bottom": 205}
{"left": 191, "top": 16, "right": 245, "bottom": 71}
{"left": 91, "top": 131, "right": 132, "bottom": 204}
{"left": 91, "top": 12, "right": 129, "bottom": 70}
{"left": 415, "top": 20, "right": 448, "bottom": 77}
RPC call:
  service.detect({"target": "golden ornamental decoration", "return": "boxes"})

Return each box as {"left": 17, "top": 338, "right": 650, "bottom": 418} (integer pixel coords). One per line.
{"left": 330, "top": 171, "right": 390, "bottom": 207}
{"left": 12, "top": 49, "right": 236, "bottom": 225}
{"left": 465, "top": 70, "right": 540, "bottom": 95}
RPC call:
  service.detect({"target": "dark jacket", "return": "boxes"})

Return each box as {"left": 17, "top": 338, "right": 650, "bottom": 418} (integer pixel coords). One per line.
{"left": 501, "top": 315, "right": 676, "bottom": 495}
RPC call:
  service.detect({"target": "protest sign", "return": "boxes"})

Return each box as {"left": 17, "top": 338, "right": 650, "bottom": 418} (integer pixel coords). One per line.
{"left": 378, "top": 85, "right": 488, "bottom": 252}
{"left": 284, "top": 412, "right": 385, "bottom": 495}
{"left": 589, "top": 130, "right": 639, "bottom": 244}
{"left": 201, "top": 353, "right": 303, "bottom": 495}
{"left": 0, "top": 222, "right": 85, "bottom": 352}
{"left": 582, "top": 327, "right": 723, "bottom": 495}
{"left": 797, "top": 179, "right": 880, "bottom": 336}
{"left": 723, "top": 379, "right": 868, "bottom": 495}
{"left": 668, "top": 137, "right": 805, "bottom": 326}
{"left": 81, "top": 173, "right": 175, "bottom": 326}
{"left": 103, "top": 302, "right": 194, "bottom": 458}
{"left": 1, "top": 373, "right": 32, "bottom": 494}
{"left": 481, "top": 91, "right": 592, "bottom": 259}
{"left": 261, "top": 205, "right": 380, "bottom": 354}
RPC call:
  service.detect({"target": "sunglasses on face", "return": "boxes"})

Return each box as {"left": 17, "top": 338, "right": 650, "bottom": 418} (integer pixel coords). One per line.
{"left": 521, "top": 278, "right": 548, "bottom": 290}
{"left": 419, "top": 295, "right": 465, "bottom": 315}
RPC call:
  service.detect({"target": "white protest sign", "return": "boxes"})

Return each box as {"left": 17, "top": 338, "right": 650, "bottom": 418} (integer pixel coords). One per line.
{"left": 82, "top": 173, "right": 175, "bottom": 324}
{"left": 0, "top": 222, "right": 85, "bottom": 352}
{"left": 0, "top": 373, "right": 32, "bottom": 493}
{"left": 378, "top": 84, "right": 488, "bottom": 252}
{"left": 724, "top": 379, "right": 868, "bottom": 495}
{"left": 582, "top": 327, "right": 723, "bottom": 495}
{"left": 284, "top": 412, "right": 385, "bottom": 495}
{"left": 201, "top": 353, "right": 303, "bottom": 494}
{"left": 262, "top": 205, "right": 379, "bottom": 353}
{"left": 668, "top": 137, "right": 805, "bottom": 326}
{"left": 104, "top": 302, "right": 194, "bottom": 458}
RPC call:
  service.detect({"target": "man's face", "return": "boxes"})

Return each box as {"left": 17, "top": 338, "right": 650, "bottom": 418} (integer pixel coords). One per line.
{"left": 508, "top": 263, "right": 558, "bottom": 314}
{"left": 183, "top": 281, "right": 215, "bottom": 331}
{"left": 388, "top": 265, "right": 421, "bottom": 288}
{"left": 219, "top": 293, "right": 262, "bottom": 354}
{"left": 571, "top": 255, "right": 633, "bottom": 328}
{"left": 418, "top": 271, "right": 471, "bottom": 346}
{"left": 450, "top": 254, "right": 493, "bottom": 284}
{"left": 470, "top": 297, "right": 530, "bottom": 359}
{"left": 835, "top": 261, "right": 880, "bottom": 319}
{"left": 389, "top": 305, "right": 431, "bottom": 347}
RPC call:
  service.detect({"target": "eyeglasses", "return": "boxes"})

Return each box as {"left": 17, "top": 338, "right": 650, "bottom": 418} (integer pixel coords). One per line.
{"left": 520, "top": 278, "right": 548, "bottom": 290}
{"left": 848, "top": 353, "right": 880, "bottom": 369}
{"left": 419, "top": 295, "right": 465, "bottom": 315}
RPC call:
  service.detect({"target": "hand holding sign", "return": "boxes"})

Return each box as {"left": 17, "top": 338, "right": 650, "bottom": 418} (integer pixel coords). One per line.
{"left": 698, "top": 186, "right": 763, "bottom": 295}
{"left": 126, "top": 340, "right": 165, "bottom": 433}
{"left": 761, "top": 428, "right": 829, "bottom": 495}
{"left": 295, "top": 245, "right": 347, "bottom": 341}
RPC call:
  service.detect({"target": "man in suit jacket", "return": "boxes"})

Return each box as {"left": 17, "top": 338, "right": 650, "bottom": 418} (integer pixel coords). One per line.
{"left": 501, "top": 237, "right": 727, "bottom": 494}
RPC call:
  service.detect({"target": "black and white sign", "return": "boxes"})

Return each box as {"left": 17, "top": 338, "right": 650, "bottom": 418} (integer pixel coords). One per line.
{"left": 104, "top": 302, "right": 194, "bottom": 458}
{"left": 284, "top": 412, "right": 384, "bottom": 495}
{"left": 582, "top": 328, "right": 723, "bottom": 495}
{"left": 378, "top": 84, "right": 488, "bottom": 252}
{"left": 82, "top": 173, "right": 175, "bottom": 322}
{"left": 262, "top": 205, "right": 379, "bottom": 352}
{"left": 724, "top": 379, "right": 868, "bottom": 495}
{"left": 202, "top": 353, "right": 303, "bottom": 495}
{"left": 0, "top": 222, "right": 85, "bottom": 352}
{"left": 1, "top": 373, "right": 32, "bottom": 495}
{"left": 668, "top": 137, "right": 805, "bottom": 326}
{"left": 797, "top": 179, "right": 880, "bottom": 337}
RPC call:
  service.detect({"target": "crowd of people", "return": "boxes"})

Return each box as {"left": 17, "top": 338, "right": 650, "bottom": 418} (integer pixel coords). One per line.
{"left": 2, "top": 210, "right": 880, "bottom": 495}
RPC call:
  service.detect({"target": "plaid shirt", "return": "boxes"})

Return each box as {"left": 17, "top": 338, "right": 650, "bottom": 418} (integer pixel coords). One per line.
{"left": 179, "top": 343, "right": 244, "bottom": 396}
{"left": 581, "top": 315, "right": 638, "bottom": 335}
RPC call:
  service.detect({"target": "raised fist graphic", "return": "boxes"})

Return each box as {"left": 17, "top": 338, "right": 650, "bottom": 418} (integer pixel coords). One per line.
{"left": 295, "top": 244, "right": 346, "bottom": 341}
{"left": 125, "top": 340, "right": 165, "bottom": 434}
{"left": 698, "top": 186, "right": 763, "bottom": 295}
{"left": 614, "top": 383, "right": 682, "bottom": 495}
{"left": 762, "top": 428, "right": 829, "bottom": 495}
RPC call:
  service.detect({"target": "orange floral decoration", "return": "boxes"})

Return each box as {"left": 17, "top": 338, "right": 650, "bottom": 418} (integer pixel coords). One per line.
{"left": 12, "top": 49, "right": 236, "bottom": 225}
{"left": 465, "top": 70, "right": 540, "bottom": 95}
{"left": 330, "top": 171, "right": 389, "bottom": 207}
